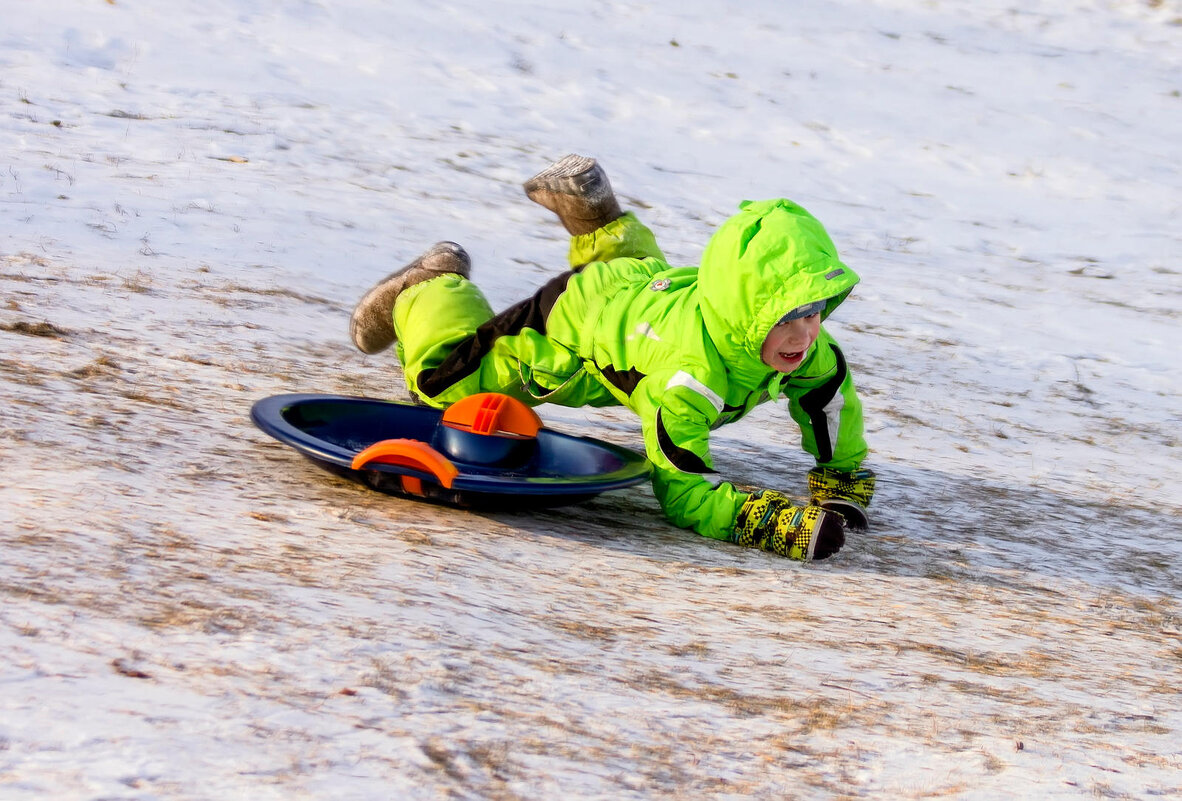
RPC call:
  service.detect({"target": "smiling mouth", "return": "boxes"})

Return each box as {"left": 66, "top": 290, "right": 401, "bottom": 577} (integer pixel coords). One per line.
{"left": 779, "top": 350, "right": 804, "bottom": 361}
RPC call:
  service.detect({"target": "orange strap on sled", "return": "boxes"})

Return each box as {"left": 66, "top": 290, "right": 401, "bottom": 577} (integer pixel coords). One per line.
{"left": 442, "top": 392, "right": 542, "bottom": 438}
{"left": 350, "top": 439, "right": 460, "bottom": 489}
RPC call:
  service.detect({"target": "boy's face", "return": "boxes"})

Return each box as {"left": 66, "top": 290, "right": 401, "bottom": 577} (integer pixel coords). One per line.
{"left": 760, "top": 313, "right": 821, "bottom": 374}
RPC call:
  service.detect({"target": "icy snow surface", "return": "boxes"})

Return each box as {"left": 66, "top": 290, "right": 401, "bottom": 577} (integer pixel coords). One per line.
{"left": 1, "top": 0, "right": 1180, "bottom": 798}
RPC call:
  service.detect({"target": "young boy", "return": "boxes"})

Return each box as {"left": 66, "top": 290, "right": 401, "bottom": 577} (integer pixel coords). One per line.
{"left": 349, "top": 155, "right": 875, "bottom": 561}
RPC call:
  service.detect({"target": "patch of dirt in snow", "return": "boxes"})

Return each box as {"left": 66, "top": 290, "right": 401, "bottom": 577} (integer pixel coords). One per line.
{"left": 1, "top": 256, "right": 1180, "bottom": 800}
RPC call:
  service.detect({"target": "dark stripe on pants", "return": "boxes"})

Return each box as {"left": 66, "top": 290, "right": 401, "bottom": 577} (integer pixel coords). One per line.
{"left": 417, "top": 268, "right": 582, "bottom": 399}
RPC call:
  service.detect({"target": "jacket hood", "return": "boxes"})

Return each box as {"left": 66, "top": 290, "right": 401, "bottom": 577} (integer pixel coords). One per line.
{"left": 697, "top": 198, "right": 860, "bottom": 388}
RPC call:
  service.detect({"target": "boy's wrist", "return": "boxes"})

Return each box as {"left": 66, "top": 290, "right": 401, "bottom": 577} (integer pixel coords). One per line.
{"left": 808, "top": 466, "right": 876, "bottom": 511}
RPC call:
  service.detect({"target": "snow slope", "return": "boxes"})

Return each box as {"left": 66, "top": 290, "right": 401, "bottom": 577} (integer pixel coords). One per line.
{"left": 1, "top": 0, "right": 1179, "bottom": 798}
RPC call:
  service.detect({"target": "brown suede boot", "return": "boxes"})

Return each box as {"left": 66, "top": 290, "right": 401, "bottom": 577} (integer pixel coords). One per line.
{"left": 349, "top": 241, "right": 471, "bottom": 355}
{"left": 523, "top": 154, "right": 623, "bottom": 236}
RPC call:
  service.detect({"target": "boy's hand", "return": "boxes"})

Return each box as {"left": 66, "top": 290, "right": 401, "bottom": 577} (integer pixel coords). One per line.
{"left": 808, "top": 467, "right": 876, "bottom": 530}
{"left": 734, "top": 490, "right": 846, "bottom": 561}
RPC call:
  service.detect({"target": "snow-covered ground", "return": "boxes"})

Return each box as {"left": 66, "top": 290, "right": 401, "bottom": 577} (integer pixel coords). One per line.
{"left": 2, "top": 0, "right": 1180, "bottom": 797}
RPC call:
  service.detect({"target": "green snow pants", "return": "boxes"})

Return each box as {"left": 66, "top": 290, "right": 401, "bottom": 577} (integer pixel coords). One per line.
{"left": 392, "top": 212, "right": 665, "bottom": 409}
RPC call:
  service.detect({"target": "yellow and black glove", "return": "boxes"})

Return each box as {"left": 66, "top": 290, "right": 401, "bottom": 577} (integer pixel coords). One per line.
{"left": 808, "top": 467, "right": 876, "bottom": 531}
{"left": 734, "top": 490, "right": 846, "bottom": 561}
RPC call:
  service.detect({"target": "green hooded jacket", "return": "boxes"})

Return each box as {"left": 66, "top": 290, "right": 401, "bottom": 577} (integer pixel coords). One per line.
{"left": 393, "top": 199, "right": 868, "bottom": 541}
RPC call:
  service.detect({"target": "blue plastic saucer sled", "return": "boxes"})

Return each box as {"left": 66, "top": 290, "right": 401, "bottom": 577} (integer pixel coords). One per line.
{"left": 250, "top": 392, "right": 650, "bottom": 510}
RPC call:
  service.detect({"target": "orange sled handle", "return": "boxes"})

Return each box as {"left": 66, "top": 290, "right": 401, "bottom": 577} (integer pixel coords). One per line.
{"left": 350, "top": 439, "right": 460, "bottom": 489}
{"left": 442, "top": 392, "right": 542, "bottom": 438}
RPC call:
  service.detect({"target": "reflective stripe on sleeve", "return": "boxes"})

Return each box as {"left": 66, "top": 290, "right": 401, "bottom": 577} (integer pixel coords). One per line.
{"left": 665, "top": 370, "right": 724, "bottom": 415}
